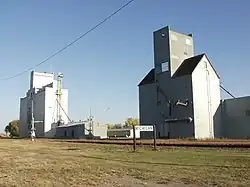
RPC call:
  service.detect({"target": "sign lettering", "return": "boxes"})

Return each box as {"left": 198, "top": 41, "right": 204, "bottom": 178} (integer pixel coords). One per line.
{"left": 135, "top": 126, "right": 153, "bottom": 132}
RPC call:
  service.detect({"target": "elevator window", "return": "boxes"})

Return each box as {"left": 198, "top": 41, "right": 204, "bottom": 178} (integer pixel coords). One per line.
{"left": 161, "top": 62, "right": 169, "bottom": 72}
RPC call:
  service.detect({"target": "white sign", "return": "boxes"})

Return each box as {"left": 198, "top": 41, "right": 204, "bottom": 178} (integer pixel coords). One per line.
{"left": 135, "top": 126, "right": 153, "bottom": 132}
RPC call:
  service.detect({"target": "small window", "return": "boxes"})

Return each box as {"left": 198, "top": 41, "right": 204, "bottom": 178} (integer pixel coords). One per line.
{"left": 161, "top": 62, "right": 169, "bottom": 72}
{"left": 246, "top": 110, "right": 250, "bottom": 116}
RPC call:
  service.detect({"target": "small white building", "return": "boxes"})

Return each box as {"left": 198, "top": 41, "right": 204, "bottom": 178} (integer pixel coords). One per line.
{"left": 85, "top": 121, "right": 108, "bottom": 139}
{"left": 19, "top": 71, "right": 69, "bottom": 138}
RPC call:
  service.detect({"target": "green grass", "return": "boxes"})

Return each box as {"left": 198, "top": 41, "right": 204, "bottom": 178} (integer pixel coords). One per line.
{"left": 0, "top": 139, "right": 249, "bottom": 187}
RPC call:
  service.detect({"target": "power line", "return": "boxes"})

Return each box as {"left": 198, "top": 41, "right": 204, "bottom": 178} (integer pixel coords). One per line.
{"left": 220, "top": 84, "right": 236, "bottom": 98}
{"left": 0, "top": 0, "right": 135, "bottom": 81}
{"left": 1, "top": 0, "right": 237, "bottom": 100}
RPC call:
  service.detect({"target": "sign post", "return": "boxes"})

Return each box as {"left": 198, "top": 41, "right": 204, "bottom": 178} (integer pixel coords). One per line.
{"left": 133, "top": 125, "right": 136, "bottom": 152}
{"left": 153, "top": 125, "right": 156, "bottom": 150}
{"left": 134, "top": 125, "right": 155, "bottom": 151}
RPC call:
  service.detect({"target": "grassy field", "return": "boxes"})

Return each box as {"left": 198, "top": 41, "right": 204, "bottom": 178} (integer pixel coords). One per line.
{"left": 0, "top": 139, "right": 249, "bottom": 187}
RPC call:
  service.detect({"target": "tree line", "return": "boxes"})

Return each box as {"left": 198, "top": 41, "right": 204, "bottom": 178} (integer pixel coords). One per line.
{"left": 107, "top": 117, "right": 139, "bottom": 129}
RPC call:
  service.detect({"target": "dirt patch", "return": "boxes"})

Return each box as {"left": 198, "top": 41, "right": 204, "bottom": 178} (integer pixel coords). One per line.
{"left": 106, "top": 175, "right": 201, "bottom": 187}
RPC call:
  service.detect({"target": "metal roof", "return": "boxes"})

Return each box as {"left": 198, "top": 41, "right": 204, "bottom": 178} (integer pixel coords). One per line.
{"left": 56, "top": 122, "right": 85, "bottom": 128}
{"left": 138, "top": 68, "right": 155, "bottom": 86}
{"left": 173, "top": 53, "right": 220, "bottom": 78}
{"left": 138, "top": 54, "right": 220, "bottom": 86}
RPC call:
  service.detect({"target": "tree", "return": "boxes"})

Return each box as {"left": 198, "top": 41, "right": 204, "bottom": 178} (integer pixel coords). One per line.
{"left": 113, "top": 124, "right": 122, "bottom": 129}
{"left": 124, "top": 117, "right": 139, "bottom": 128}
{"left": 107, "top": 124, "right": 114, "bottom": 129}
{"left": 4, "top": 125, "right": 10, "bottom": 135}
{"left": 4, "top": 120, "right": 19, "bottom": 138}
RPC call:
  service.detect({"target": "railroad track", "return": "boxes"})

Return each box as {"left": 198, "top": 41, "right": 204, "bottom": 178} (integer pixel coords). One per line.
{"left": 55, "top": 139, "right": 250, "bottom": 148}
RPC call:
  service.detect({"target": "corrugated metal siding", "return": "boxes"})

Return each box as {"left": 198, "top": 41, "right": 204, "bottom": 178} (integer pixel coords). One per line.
{"left": 44, "top": 87, "right": 69, "bottom": 134}
{"left": 139, "top": 71, "right": 194, "bottom": 139}
{"left": 168, "top": 30, "right": 194, "bottom": 77}
{"left": 33, "top": 91, "right": 45, "bottom": 137}
{"left": 139, "top": 83, "right": 160, "bottom": 125}
{"left": 55, "top": 124, "right": 85, "bottom": 139}
{"left": 84, "top": 122, "right": 108, "bottom": 139}
{"left": 153, "top": 26, "right": 194, "bottom": 77}
{"left": 206, "top": 58, "right": 221, "bottom": 138}
{"left": 192, "top": 59, "right": 210, "bottom": 139}
{"left": 19, "top": 97, "right": 28, "bottom": 138}
{"left": 92, "top": 122, "right": 108, "bottom": 139}
{"left": 192, "top": 56, "right": 220, "bottom": 139}
{"left": 107, "top": 129, "right": 140, "bottom": 139}
{"left": 19, "top": 77, "right": 69, "bottom": 138}
{"left": 168, "top": 122, "right": 194, "bottom": 139}
{"left": 139, "top": 26, "right": 221, "bottom": 140}
{"left": 107, "top": 129, "right": 131, "bottom": 137}
{"left": 220, "top": 97, "right": 250, "bottom": 139}
{"left": 158, "top": 72, "right": 194, "bottom": 138}
{"left": 153, "top": 27, "right": 171, "bottom": 74}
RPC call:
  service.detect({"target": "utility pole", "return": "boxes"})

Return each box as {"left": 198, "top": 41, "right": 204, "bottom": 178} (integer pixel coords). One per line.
{"left": 89, "top": 108, "right": 93, "bottom": 138}
{"left": 29, "top": 88, "right": 44, "bottom": 141}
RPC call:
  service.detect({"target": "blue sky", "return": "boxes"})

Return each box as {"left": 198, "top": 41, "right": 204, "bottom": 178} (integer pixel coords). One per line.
{"left": 0, "top": 0, "right": 249, "bottom": 131}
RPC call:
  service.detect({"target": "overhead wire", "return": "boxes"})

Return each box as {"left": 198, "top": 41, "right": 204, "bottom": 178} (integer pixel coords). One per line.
{"left": 0, "top": 0, "right": 236, "bottom": 99}
{"left": 220, "top": 84, "right": 236, "bottom": 98}
{"left": 0, "top": 0, "right": 135, "bottom": 81}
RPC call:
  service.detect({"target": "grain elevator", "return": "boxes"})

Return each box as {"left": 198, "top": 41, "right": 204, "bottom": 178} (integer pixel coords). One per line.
{"left": 19, "top": 71, "right": 69, "bottom": 138}
{"left": 138, "top": 25, "right": 221, "bottom": 139}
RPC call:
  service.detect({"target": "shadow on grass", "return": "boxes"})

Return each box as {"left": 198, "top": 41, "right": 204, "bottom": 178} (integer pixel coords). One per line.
{"left": 65, "top": 148, "right": 80, "bottom": 151}
{"left": 76, "top": 154, "right": 247, "bottom": 169}
{"left": 53, "top": 139, "right": 250, "bottom": 148}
